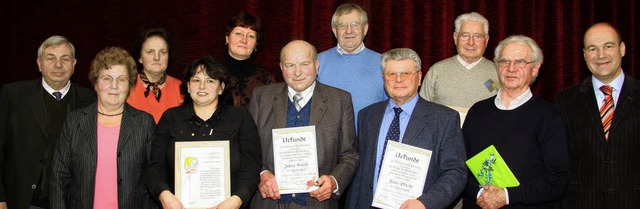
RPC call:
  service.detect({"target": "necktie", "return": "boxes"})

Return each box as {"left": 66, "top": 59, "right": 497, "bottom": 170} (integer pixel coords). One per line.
{"left": 599, "top": 85, "right": 614, "bottom": 141}
{"left": 293, "top": 93, "right": 303, "bottom": 111}
{"left": 52, "top": 91, "right": 62, "bottom": 101}
{"left": 379, "top": 107, "right": 403, "bottom": 176}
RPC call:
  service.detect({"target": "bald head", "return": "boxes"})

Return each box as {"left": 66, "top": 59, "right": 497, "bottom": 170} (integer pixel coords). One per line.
{"left": 584, "top": 23, "right": 622, "bottom": 47}
{"left": 279, "top": 40, "right": 320, "bottom": 92}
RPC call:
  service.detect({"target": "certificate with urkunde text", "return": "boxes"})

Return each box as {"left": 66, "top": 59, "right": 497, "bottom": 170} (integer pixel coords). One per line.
{"left": 272, "top": 125, "right": 319, "bottom": 194}
{"left": 175, "top": 141, "right": 230, "bottom": 209}
{"left": 372, "top": 140, "right": 433, "bottom": 209}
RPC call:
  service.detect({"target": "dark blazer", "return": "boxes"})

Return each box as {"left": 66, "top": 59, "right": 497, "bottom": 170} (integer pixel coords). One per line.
{"left": 49, "top": 103, "right": 156, "bottom": 209}
{"left": 0, "top": 79, "right": 94, "bottom": 209}
{"left": 247, "top": 82, "right": 359, "bottom": 209}
{"left": 554, "top": 75, "right": 640, "bottom": 208}
{"left": 346, "top": 97, "right": 467, "bottom": 209}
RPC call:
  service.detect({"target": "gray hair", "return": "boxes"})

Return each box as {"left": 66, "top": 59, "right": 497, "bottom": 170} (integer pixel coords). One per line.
{"left": 331, "top": 2, "right": 368, "bottom": 28}
{"left": 494, "top": 35, "right": 544, "bottom": 65}
{"left": 37, "top": 35, "right": 76, "bottom": 58}
{"left": 454, "top": 12, "right": 489, "bottom": 34}
{"left": 380, "top": 48, "right": 421, "bottom": 72}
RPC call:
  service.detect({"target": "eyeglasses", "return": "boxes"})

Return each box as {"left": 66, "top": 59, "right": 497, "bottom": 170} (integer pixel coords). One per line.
{"left": 458, "top": 33, "right": 486, "bottom": 41}
{"left": 496, "top": 59, "right": 534, "bottom": 68}
{"left": 336, "top": 22, "right": 363, "bottom": 31}
{"left": 99, "top": 75, "right": 129, "bottom": 86}
{"left": 231, "top": 31, "right": 257, "bottom": 40}
{"left": 383, "top": 71, "right": 418, "bottom": 81}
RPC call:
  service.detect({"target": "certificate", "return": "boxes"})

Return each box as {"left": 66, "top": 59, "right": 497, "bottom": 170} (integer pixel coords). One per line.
{"left": 175, "top": 141, "right": 230, "bottom": 209}
{"left": 272, "top": 125, "right": 319, "bottom": 194}
{"left": 372, "top": 140, "right": 433, "bottom": 209}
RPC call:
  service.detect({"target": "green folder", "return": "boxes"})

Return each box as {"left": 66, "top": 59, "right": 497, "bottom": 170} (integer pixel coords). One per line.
{"left": 465, "top": 145, "right": 520, "bottom": 188}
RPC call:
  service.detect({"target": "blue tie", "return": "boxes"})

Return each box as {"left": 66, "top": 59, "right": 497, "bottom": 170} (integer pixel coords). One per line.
{"left": 379, "top": 107, "right": 403, "bottom": 177}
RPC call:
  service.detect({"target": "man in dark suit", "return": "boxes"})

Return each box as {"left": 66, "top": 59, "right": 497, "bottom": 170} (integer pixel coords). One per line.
{"left": 346, "top": 48, "right": 467, "bottom": 209}
{"left": 0, "top": 35, "right": 95, "bottom": 209}
{"left": 555, "top": 23, "right": 640, "bottom": 208}
{"left": 248, "top": 40, "right": 358, "bottom": 209}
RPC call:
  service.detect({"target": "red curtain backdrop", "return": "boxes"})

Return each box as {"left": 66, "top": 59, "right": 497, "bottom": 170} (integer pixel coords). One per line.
{"left": 2, "top": 0, "right": 638, "bottom": 101}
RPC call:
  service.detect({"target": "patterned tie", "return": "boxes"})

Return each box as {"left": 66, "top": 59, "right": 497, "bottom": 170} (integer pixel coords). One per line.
{"left": 293, "top": 93, "right": 303, "bottom": 111}
{"left": 599, "top": 85, "right": 614, "bottom": 141}
{"left": 52, "top": 91, "right": 62, "bottom": 101}
{"left": 379, "top": 107, "right": 403, "bottom": 176}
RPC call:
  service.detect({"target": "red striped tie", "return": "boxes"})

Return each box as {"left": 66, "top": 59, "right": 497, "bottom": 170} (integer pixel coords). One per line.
{"left": 599, "top": 85, "right": 614, "bottom": 141}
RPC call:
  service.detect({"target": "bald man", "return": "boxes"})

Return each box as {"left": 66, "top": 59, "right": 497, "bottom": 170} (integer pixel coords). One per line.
{"left": 555, "top": 23, "right": 640, "bottom": 208}
{"left": 248, "top": 40, "right": 358, "bottom": 209}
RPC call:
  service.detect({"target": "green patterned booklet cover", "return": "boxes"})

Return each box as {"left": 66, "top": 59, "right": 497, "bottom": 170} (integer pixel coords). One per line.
{"left": 465, "top": 145, "right": 520, "bottom": 188}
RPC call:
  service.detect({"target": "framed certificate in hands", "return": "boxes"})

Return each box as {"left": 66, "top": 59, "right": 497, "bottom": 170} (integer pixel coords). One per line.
{"left": 372, "top": 141, "right": 433, "bottom": 209}
{"left": 175, "top": 141, "right": 230, "bottom": 209}
{"left": 272, "top": 125, "right": 320, "bottom": 194}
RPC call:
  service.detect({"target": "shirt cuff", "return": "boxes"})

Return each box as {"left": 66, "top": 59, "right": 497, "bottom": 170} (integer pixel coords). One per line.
{"left": 330, "top": 175, "right": 340, "bottom": 195}
{"left": 504, "top": 188, "right": 509, "bottom": 205}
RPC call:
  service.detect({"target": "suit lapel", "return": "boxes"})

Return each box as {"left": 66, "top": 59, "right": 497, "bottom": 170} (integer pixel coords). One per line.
{"left": 117, "top": 105, "right": 136, "bottom": 151}
{"left": 610, "top": 76, "right": 639, "bottom": 134}
{"left": 273, "top": 84, "right": 289, "bottom": 128}
{"left": 27, "top": 81, "right": 48, "bottom": 137}
{"left": 77, "top": 105, "right": 99, "bottom": 154}
{"left": 402, "top": 98, "right": 429, "bottom": 146}
{"left": 309, "top": 83, "right": 327, "bottom": 126}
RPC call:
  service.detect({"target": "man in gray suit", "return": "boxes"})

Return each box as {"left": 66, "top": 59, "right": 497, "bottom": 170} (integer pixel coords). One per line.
{"left": 248, "top": 40, "right": 358, "bottom": 209}
{"left": 346, "top": 48, "right": 467, "bottom": 209}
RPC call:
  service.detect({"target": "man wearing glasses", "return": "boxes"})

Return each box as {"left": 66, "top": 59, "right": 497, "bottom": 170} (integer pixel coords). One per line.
{"left": 317, "top": 2, "right": 387, "bottom": 126}
{"left": 347, "top": 48, "right": 467, "bottom": 209}
{"left": 461, "top": 35, "right": 569, "bottom": 209}
{"left": 419, "top": 12, "right": 498, "bottom": 110}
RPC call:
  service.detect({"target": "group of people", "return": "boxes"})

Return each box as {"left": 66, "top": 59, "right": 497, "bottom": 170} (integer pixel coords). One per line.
{"left": 1, "top": 2, "right": 639, "bottom": 209}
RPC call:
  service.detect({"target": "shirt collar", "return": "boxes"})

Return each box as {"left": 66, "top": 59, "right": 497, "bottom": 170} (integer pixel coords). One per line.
{"left": 494, "top": 88, "right": 533, "bottom": 110}
{"left": 41, "top": 78, "right": 71, "bottom": 98}
{"left": 456, "top": 55, "right": 484, "bottom": 70}
{"left": 337, "top": 43, "right": 366, "bottom": 55}
{"left": 287, "top": 81, "right": 316, "bottom": 108}
{"left": 386, "top": 95, "right": 419, "bottom": 117}
{"left": 592, "top": 70, "right": 624, "bottom": 95}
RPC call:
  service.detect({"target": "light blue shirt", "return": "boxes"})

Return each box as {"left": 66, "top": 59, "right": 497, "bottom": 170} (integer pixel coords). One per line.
{"left": 372, "top": 95, "right": 419, "bottom": 193}
{"left": 592, "top": 71, "right": 624, "bottom": 109}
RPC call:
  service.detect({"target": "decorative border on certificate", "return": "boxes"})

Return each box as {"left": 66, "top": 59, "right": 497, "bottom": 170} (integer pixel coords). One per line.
{"left": 175, "top": 141, "right": 230, "bottom": 209}
{"left": 272, "top": 125, "right": 319, "bottom": 194}
{"left": 372, "top": 140, "right": 433, "bottom": 209}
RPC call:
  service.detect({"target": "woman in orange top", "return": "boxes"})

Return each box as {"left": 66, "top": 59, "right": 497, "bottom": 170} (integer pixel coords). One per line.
{"left": 127, "top": 28, "right": 183, "bottom": 123}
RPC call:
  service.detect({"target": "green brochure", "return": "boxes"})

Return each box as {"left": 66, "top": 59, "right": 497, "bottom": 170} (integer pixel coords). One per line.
{"left": 465, "top": 145, "right": 520, "bottom": 188}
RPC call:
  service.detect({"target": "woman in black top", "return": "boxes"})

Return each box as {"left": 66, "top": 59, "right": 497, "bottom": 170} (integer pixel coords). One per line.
{"left": 146, "top": 56, "right": 261, "bottom": 209}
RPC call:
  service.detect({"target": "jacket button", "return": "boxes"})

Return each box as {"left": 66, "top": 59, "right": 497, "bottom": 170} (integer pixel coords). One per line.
{"left": 292, "top": 193, "right": 296, "bottom": 197}
{"left": 31, "top": 184, "right": 37, "bottom": 189}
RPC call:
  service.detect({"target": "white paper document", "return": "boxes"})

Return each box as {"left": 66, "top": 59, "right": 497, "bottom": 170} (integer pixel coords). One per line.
{"left": 372, "top": 140, "right": 433, "bottom": 209}
{"left": 272, "top": 125, "right": 319, "bottom": 194}
{"left": 175, "top": 141, "right": 230, "bottom": 209}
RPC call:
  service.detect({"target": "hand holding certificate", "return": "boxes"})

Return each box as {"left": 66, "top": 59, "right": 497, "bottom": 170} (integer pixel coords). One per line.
{"left": 372, "top": 141, "right": 433, "bottom": 209}
{"left": 272, "top": 126, "right": 320, "bottom": 194}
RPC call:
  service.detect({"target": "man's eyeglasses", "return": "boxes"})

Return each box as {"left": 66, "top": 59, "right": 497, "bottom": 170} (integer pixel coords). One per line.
{"left": 458, "top": 33, "right": 486, "bottom": 41}
{"left": 496, "top": 59, "right": 534, "bottom": 68}
{"left": 336, "top": 22, "right": 362, "bottom": 31}
{"left": 383, "top": 71, "right": 418, "bottom": 81}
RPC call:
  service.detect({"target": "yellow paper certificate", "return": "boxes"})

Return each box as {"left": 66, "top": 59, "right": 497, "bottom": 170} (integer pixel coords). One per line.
{"left": 372, "top": 141, "right": 433, "bottom": 209}
{"left": 175, "top": 141, "right": 230, "bottom": 209}
{"left": 272, "top": 125, "right": 319, "bottom": 194}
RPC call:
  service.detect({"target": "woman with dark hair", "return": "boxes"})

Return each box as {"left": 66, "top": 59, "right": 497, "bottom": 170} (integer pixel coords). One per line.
{"left": 127, "top": 28, "right": 183, "bottom": 123}
{"left": 146, "top": 56, "right": 261, "bottom": 209}
{"left": 224, "top": 12, "right": 275, "bottom": 107}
